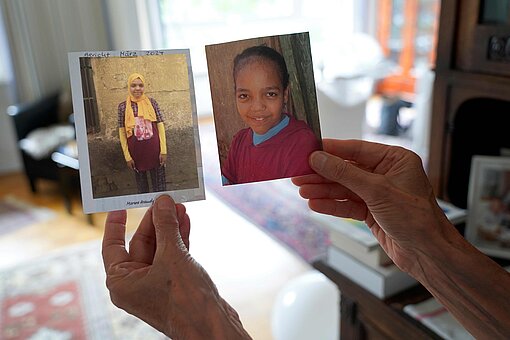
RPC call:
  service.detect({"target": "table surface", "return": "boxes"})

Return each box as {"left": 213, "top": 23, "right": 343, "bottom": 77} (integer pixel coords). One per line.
{"left": 51, "top": 141, "right": 79, "bottom": 170}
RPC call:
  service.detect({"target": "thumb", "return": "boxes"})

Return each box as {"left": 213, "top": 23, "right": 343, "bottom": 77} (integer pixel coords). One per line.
{"left": 152, "top": 195, "right": 188, "bottom": 264}
{"left": 310, "top": 151, "right": 376, "bottom": 199}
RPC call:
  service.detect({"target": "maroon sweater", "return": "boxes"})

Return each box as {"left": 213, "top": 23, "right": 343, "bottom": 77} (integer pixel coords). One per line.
{"left": 118, "top": 98, "right": 163, "bottom": 172}
{"left": 222, "top": 116, "right": 321, "bottom": 184}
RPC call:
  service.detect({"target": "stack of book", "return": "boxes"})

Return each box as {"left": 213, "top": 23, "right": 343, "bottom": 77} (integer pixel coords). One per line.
{"left": 311, "top": 199, "right": 467, "bottom": 299}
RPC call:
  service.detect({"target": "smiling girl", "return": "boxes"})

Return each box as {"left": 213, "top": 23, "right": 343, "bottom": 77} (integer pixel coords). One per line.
{"left": 221, "top": 45, "right": 321, "bottom": 185}
{"left": 118, "top": 73, "right": 167, "bottom": 193}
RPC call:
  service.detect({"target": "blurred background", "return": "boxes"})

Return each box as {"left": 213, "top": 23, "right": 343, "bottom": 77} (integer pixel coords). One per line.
{"left": 0, "top": 1, "right": 441, "bottom": 339}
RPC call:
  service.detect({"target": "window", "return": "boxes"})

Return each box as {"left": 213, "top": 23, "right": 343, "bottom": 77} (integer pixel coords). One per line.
{"left": 79, "top": 58, "right": 100, "bottom": 134}
{"left": 376, "top": 0, "right": 440, "bottom": 97}
{"left": 0, "top": 10, "right": 13, "bottom": 83}
{"left": 157, "top": 0, "right": 357, "bottom": 76}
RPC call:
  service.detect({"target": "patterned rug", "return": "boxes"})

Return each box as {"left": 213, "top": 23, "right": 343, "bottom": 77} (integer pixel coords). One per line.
{"left": 0, "top": 240, "right": 165, "bottom": 340}
{"left": 0, "top": 124, "right": 329, "bottom": 339}
{"left": 0, "top": 197, "right": 55, "bottom": 237}
{"left": 199, "top": 123, "right": 329, "bottom": 262}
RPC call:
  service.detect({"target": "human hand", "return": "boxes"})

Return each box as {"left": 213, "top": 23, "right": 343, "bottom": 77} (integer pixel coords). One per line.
{"left": 159, "top": 154, "right": 167, "bottom": 166}
{"left": 127, "top": 160, "right": 136, "bottom": 171}
{"left": 102, "top": 195, "right": 250, "bottom": 339}
{"left": 292, "top": 139, "right": 458, "bottom": 277}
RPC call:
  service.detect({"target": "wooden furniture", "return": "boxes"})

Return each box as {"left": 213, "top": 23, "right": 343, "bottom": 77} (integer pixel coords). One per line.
{"left": 314, "top": 260, "right": 441, "bottom": 339}
{"left": 428, "top": 0, "right": 510, "bottom": 207}
{"left": 51, "top": 141, "right": 93, "bottom": 225}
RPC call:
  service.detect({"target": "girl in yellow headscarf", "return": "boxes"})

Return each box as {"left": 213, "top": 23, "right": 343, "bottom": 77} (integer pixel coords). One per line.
{"left": 118, "top": 73, "right": 167, "bottom": 193}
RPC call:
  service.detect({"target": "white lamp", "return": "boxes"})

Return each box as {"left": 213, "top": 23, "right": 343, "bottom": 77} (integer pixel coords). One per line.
{"left": 272, "top": 271, "right": 340, "bottom": 340}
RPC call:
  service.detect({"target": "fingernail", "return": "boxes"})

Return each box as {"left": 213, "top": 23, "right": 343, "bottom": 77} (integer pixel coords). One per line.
{"left": 156, "top": 196, "right": 172, "bottom": 210}
{"left": 311, "top": 152, "right": 328, "bottom": 170}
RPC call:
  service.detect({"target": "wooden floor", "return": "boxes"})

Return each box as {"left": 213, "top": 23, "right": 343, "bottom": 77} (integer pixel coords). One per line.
{"left": 0, "top": 172, "right": 311, "bottom": 339}
{"left": 0, "top": 173, "right": 109, "bottom": 268}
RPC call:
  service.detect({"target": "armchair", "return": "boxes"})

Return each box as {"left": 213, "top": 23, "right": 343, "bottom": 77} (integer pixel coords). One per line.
{"left": 6, "top": 92, "right": 64, "bottom": 192}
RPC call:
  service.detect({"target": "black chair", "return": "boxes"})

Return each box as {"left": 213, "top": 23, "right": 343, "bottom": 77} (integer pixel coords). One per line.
{"left": 7, "top": 92, "right": 62, "bottom": 192}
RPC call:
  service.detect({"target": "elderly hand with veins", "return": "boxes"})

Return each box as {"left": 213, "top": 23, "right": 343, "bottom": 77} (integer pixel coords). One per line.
{"left": 102, "top": 195, "right": 251, "bottom": 339}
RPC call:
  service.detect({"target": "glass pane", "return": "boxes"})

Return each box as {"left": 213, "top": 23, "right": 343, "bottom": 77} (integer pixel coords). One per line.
{"left": 160, "top": 0, "right": 294, "bottom": 22}
{"left": 0, "top": 11, "right": 13, "bottom": 82}
{"left": 158, "top": 0, "right": 356, "bottom": 75}
{"left": 387, "top": 0, "right": 405, "bottom": 64}
{"left": 480, "top": 0, "right": 510, "bottom": 25}
{"left": 415, "top": 0, "right": 440, "bottom": 68}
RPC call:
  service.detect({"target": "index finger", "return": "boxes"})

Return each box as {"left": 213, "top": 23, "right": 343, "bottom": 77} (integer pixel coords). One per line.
{"left": 291, "top": 173, "right": 334, "bottom": 186}
{"left": 322, "top": 139, "right": 390, "bottom": 170}
{"left": 102, "top": 210, "right": 129, "bottom": 270}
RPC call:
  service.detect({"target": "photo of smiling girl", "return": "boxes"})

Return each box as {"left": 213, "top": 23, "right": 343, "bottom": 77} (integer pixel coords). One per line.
{"left": 118, "top": 72, "right": 167, "bottom": 193}
{"left": 218, "top": 43, "right": 321, "bottom": 185}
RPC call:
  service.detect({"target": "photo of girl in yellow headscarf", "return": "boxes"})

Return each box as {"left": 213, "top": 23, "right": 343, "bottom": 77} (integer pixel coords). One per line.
{"left": 74, "top": 51, "right": 202, "bottom": 209}
{"left": 118, "top": 73, "right": 167, "bottom": 193}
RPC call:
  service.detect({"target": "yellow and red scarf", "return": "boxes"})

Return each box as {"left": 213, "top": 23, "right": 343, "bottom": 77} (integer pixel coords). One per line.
{"left": 124, "top": 73, "right": 157, "bottom": 137}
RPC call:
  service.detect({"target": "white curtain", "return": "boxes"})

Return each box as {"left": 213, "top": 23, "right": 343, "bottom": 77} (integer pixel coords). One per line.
{"left": 103, "top": 0, "right": 163, "bottom": 50}
{"left": 0, "top": 0, "right": 111, "bottom": 102}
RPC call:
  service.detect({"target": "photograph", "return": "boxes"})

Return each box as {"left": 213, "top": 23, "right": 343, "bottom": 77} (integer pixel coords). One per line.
{"left": 205, "top": 32, "right": 323, "bottom": 186}
{"left": 68, "top": 49, "right": 204, "bottom": 213}
{"left": 466, "top": 155, "right": 510, "bottom": 259}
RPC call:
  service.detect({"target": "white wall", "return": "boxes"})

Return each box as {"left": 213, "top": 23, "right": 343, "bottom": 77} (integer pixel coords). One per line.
{"left": 0, "top": 82, "right": 20, "bottom": 174}
{"left": 316, "top": 85, "right": 365, "bottom": 140}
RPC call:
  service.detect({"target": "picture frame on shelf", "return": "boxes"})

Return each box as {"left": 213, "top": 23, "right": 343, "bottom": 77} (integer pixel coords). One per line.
{"left": 466, "top": 155, "right": 510, "bottom": 259}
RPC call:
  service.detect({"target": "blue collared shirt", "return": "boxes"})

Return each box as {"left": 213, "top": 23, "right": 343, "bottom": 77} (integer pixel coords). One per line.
{"left": 252, "top": 115, "right": 290, "bottom": 146}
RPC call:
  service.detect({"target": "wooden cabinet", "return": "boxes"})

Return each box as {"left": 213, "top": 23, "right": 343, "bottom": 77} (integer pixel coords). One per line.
{"left": 314, "top": 261, "right": 440, "bottom": 339}
{"left": 456, "top": 0, "right": 510, "bottom": 76}
{"left": 428, "top": 0, "right": 510, "bottom": 206}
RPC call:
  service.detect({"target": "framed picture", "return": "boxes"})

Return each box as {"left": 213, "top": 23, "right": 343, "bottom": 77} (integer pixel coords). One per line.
{"left": 205, "top": 32, "right": 322, "bottom": 186}
{"left": 68, "top": 49, "right": 205, "bottom": 213}
{"left": 466, "top": 155, "right": 510, "bottom": 258}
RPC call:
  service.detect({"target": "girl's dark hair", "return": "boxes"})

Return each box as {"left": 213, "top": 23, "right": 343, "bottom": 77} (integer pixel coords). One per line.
{"left": 233, "top": 45, "right": 289, "bottom": 89}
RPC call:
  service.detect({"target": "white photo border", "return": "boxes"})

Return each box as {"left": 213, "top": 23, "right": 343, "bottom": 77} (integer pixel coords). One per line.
{"left": 68, "top": 49, "right": 205, "bottom": 214}
{"left": 466, "top": 155, "right": 510, "bottom": 259}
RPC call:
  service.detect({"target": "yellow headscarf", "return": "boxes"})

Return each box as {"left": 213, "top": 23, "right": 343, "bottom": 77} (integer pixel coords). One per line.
{"left": 124, "top": 73, "right": 157, "bottom": 137}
